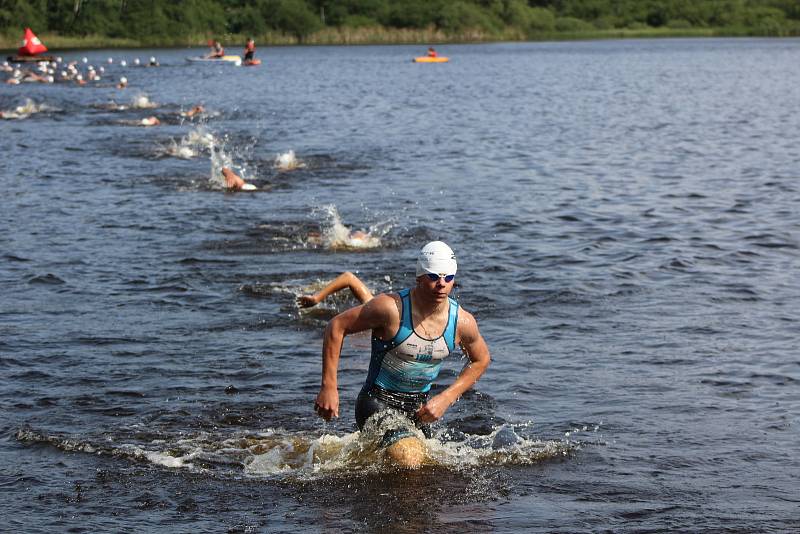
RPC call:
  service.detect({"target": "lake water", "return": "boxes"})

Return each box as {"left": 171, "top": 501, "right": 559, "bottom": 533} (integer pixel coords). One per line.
{"left": 1, "top": 38, "right": 799, "bottom": 532}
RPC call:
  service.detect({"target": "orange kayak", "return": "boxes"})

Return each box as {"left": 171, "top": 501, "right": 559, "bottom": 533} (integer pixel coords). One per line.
{"left": 413, "top": 56, "right": 449, "bottom": 63}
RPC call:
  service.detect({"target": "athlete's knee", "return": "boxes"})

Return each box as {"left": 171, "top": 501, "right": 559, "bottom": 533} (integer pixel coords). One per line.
{"left": 386, "top": 437, "right": 426, "bottom": 469}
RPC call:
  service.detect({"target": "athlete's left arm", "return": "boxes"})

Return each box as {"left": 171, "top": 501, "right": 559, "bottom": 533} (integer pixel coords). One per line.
{"left": 417, "top": 309, "right": 491, "bottom": 423}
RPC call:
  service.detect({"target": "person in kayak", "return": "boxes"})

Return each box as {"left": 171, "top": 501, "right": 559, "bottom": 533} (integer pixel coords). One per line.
{"left": 427, "top": 47, "right": 438, "bottom": 58}
{"left": 206, "top": 40, "right": 225, "bottom": 59}
{"left": 313, "top": 241, "right": 491, "bottom": 469}
{"left": 244, "top": 38, "right": 256, "bottom": 63}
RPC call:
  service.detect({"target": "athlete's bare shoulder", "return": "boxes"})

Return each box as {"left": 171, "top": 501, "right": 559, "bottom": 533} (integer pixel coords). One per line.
{"left": 455, "top": 306, "right": 481, "bottom": 344}
{"left": 364, "top": 292, "right": 402, "bottom": 339}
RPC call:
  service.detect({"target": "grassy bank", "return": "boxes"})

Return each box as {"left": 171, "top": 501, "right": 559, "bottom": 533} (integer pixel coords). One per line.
{"left": 2, "top": 25, "right": 797, "bottom": 52}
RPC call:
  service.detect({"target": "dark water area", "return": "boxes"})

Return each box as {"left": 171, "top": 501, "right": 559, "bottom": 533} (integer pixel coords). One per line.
{"left": 1, "top": 39, "right": 799, "bottom": 532}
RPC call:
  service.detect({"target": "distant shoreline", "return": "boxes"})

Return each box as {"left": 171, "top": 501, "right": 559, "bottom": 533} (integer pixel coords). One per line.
{"left": 2, "top": 26, "right": 797, "bottom": 52}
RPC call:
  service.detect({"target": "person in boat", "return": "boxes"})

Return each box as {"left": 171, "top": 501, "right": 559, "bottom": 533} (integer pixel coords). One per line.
{"left": 207, "top": 40, "right": 225, "bottom": 59}
{"left": 427, "top": 47, "right": 438, "bottom": 58}
{"left": 221, "top": 167, "right": 255, "bottom": 191}
{"left": 243, "top": 38, "right": 256, "bottom": 63}
{"left": 314, "top": 241, "right": 491, "bottom": 469}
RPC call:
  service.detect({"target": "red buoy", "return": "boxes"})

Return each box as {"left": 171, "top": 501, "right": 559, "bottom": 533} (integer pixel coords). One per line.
{"left": 18, "top": 28, "right": 48, "bottom": 56}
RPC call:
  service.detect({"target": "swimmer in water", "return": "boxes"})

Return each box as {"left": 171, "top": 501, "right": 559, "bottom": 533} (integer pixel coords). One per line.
{"left": 117, "top": 76, "right": 127, "bottom": 89}
{"left": 140, "top": 116, "right": 160, "bottom": 126}
{"left": 305, "top": 228, "right": 378, "bottom": 250}
{"left": 181, "top": 105, "right": 204, "bottom": 118}
{"left": 297, "top": 271, "right": 374, "bottom": 308}
{"left": 221, "top": 167, "right": 256, "bottom": 191}
{"left": 314, "top": 241, "right": 491, "bottom": 469}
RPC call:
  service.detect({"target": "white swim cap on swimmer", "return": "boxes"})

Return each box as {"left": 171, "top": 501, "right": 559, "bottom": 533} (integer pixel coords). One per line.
{"left": 120, "top": 77, "right": 127, "bottom": 84}
{"left": 415, "top": 241, "right": 457, "bottom": 277}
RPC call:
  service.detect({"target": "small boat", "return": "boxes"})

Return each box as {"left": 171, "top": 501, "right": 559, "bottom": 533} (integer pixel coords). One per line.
{"left": 186, "top": 55, "right": 242, "bottom": 66}
{"left": 413, "top": 56, "right": 449, "bottom": 63}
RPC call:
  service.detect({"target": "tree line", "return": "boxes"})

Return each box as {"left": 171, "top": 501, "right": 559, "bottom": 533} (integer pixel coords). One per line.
{"left": 1, "top": 0, "right": 798, "bottom": 45}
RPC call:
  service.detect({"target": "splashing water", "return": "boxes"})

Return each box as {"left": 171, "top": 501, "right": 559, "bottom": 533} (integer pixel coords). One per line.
{"left": 157, "top": 126, "right": 217, "bottom": 159}
{"left": 1, "top": 98, "right": 56, "bottom": 119}
{"left": 311, "top": 205, "right": 389, "bottom": 250}
{"left": 206, "top": 133, "right": 259, "bottom": 189}
{"left": 131, "top": 93, "right": 157, "bottom": 109}
{"left": 15, "top": 420, "right": 582, "bottom": 480}
{"left": 274, "top": 150, "right": 306, "bottom": 171}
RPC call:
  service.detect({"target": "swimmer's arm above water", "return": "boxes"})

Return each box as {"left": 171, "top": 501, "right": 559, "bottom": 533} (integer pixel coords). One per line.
{"left": 297, "top": 271, "right": 373, "bottom": 308}
{"left": 315, "top": 294, "right": 397, "bottom": 420}
{"left": 417, "top": 309, "right": 491, "bottom": 424}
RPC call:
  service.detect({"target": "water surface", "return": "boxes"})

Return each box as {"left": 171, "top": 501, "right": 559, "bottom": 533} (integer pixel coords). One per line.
{"left": 1, "top": 38, "right": 799, "bottom": 532}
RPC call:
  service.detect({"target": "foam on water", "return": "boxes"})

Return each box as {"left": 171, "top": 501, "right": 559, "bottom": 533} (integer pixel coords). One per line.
{"left": 157, "top": 125, "right": 216, "bottom": 159}
{"left": 206, "top": 133, "right": 258, "bottom": 189}
{"left": 274, "top": 150, "right": 305, "bottom": 171}
{"left": 131, "top": 93, "right": 157, "bottom": 109}
{"left": 15, "top": 421, "right": 581, "bottom": 480}
{"left": 312, "top": 204, "right": 389, "bottom": 250}
{"left": 1, "top": 98, "right": 57, "bottom": 119}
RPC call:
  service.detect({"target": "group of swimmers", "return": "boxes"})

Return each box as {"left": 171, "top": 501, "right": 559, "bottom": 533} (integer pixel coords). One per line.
{"left": 1, "top": 55, "right": 158, "bottom": 89}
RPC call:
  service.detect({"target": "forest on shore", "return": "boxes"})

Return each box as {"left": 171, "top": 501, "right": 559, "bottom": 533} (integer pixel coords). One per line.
{"left": 2, "top": 0, "right": 799, "bottom": 49}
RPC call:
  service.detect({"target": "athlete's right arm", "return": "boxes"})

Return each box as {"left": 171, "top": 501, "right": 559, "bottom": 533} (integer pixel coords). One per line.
{"left": 314, "top": 294, "right": 397, "bottom": 420}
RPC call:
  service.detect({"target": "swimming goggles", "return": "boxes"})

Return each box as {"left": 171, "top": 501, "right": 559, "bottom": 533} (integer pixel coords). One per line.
{"left": 425, "top": 273, "right": 455, "bottom": 283}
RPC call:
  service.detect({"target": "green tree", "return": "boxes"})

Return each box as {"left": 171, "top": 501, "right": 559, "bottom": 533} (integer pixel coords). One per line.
{"left": 274, "top": 0, "right": 321, "bottom": 41}
{"left": 437, "top": 0, "right": 503, "bottom": 33}
{"left": 0, "top": 0, "right": 49, "bottom": 33}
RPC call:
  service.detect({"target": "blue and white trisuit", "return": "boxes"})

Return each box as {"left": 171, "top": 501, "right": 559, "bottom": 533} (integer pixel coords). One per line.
{"left": 355, "top": 288, "right": 459, "bottom": 446}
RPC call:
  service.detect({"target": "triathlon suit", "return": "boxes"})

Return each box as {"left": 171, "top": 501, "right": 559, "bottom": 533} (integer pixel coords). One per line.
{"left": 244, "top": 42, "right": 255, "bottom": 62}
{"left": 355, "top": 288, "right": 459, "bottom": 446}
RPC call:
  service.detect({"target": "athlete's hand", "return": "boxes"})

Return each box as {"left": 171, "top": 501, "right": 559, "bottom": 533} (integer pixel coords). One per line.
{"left": 314, "top": 387, "right": 339, "bottom": 421}
{"left": 416, "top": 393, "right": 452, "bottom": 423}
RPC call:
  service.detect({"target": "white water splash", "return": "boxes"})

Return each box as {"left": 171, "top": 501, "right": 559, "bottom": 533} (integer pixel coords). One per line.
{"left": 15, "top": 421, "right": 585, "bottom": 479}
{"left": 131, "top": 93, "right": 157, "bottom": 109}
{"left": 1, "top": 98, "right": 56, "bottom": 119}
{"left": 158, "top": 126, "right": 217, "bottom": 159}
{"left": 311, "top": 205, "right": 387, "bottom": 250}
{"left": 274, "top": 150, "right": 306, "bottom": 171}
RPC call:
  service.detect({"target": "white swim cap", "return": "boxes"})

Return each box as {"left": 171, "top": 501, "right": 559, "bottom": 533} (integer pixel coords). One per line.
{"left": 415, "top": 241, "right": 457, "bottom": 277}
{"left": 120, "top": 77, "right": 127, "bottom": 84}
